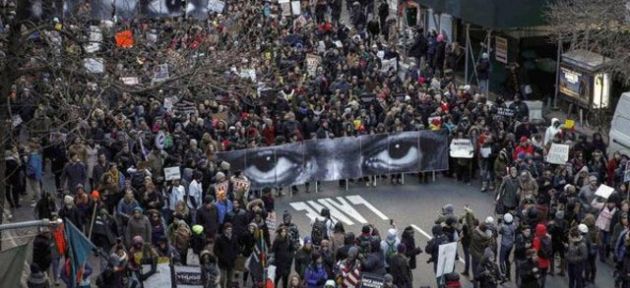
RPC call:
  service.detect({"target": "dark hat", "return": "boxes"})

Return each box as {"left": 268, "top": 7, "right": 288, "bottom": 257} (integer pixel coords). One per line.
{"left": 397, "top": 243, "right": 406, "bottom": 254}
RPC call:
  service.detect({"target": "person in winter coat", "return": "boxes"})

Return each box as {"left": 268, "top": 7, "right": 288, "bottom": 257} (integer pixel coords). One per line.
{"left": 400, "top": 226, "right": 422, "bottom": 273}
{"left": 272, "top": 226, "right": 293, "bottom": 288}
{"left": 388, "top": 244, "right": 412, "bottom": 288}
{"left": 497, "top": 167, "right": 520, "bottom": 213}
{"left": 168, "top": 219, "right": 192, "bottom": 264}
{"left": 225, "top": 200, "right": 251, "bottom": 238}
{"left": 547, "top": 210, "right": 568, "bottom": 276}
{"left": 361, "top": 237, "right": 386, "bottom": 276}
{"left": 336, "top": 246, "right": 362, "bottom": 288}
{"left": 35, "top": 191, "right": 56, "bottom": 220}
{"left": 282, "top": 210, "right": 301, "bottom": 251}
{"left": 380, "top": 228, "right": 400, "bottom": 272}
{"left": 62, "top": 154, "right": 87, "bottom": 193}
{"left": 519, "top": 249, "right": 541, "bottom": 288}
{"left": 532, "top": 224, "right": 551, "bottom": 288}
{"left": 566, "top": 228, "right": 588, "bottom": 288}
{"left": 475, "top": 248, "right": 502, "bottom": 288}
{"left": 91, "top": 208, "right": 117, "bottom": 252}
{"left": 214, "top": 223, "right": 240, "bottom": 288}
{"left": 596, "top": 197, "right": 618, "bottom": 261}
{"left": 580, "top": 219, "right": 599, "bottom": 284}
{"left": 200, "top": 250, "right": 221, "bottom": 288}
{"left": 197, "top": 196, "right": 220, "bottom": 238}
{"left": 498, "top": 213, "right": 516, "bottom": 280}
{"left": 519, "top": 170, "right": 539, "bottom": 199}
{"left": 425, "top": 224, "right": 449, "bottom": 273}
{"left": 305, "top": 252, "right": 329, "bottom": 288}
{"left": 25, "top": 142, "right": 43, "bottom": 207}
{"left": 125, "top": 207, "right": 152, "bottom": 247}
{"left": 470, "top": 223, "right": 493, "bottom": 285}
{"left": 296, "top": 237, "right": 315, "bottom": 276}
{"left": 59, "top": 195, "right": 83, "bottom": 230}
{"left": 544, "top": 118, "right": 562, "bottom": 146}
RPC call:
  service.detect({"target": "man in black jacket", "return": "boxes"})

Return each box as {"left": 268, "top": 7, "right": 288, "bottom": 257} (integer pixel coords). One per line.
{"left": 214, "top": 223, "right": 239, "bottom": 288}
{"left": 389, "top": 244, "right": 412, "bottom": 288}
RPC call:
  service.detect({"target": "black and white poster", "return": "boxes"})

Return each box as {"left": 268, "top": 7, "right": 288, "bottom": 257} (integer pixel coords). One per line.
{"left": 360, "top": 273, "right": 385, "bottom": 288}
{"left": 216, "top": 131, "right": 449, "bottom": 189}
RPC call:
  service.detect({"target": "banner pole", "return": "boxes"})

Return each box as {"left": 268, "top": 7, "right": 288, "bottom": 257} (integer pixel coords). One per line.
{"left": 401, "top": 173, "right": 405, "bottom": 185}
{"left": 345, "top": 179, "right": 348, "bottom": 191}
{"left": 88, "top": 201, "right": 98, "bottom": 239}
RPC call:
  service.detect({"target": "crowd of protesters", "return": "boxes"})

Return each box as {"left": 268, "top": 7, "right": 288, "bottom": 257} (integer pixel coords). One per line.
{"left": 3, "top": 0, "right": 630, "bottom": 288}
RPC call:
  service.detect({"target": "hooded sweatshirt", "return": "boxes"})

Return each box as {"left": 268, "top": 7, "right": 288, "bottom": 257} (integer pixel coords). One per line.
{"left": 532, "top": 224, "right": 550, "bottom": 269}
{"left": 544, "top": 118, "right": 561, "bottom": 146}
{"left": 380, "top": 228, "right": 400, "bottom": 268}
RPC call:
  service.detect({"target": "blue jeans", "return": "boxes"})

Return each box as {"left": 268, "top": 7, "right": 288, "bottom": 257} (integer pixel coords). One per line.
{"left": 568, "top": 262, "right": 584, "bottom": 288}
{"left": 479, "top": 79, "right": 489, "bottom": 95}
{"left": 499, "top": 244, "right": 513, "bottom": 278}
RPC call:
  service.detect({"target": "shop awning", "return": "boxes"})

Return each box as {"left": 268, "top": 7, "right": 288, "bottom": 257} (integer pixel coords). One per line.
{"left": 416, "top": 0, "right": 550, "bottom": 29}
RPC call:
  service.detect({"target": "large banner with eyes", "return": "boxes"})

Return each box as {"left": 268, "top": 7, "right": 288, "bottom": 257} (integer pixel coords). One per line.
{"left": 216, "top": 130, "right": 449, "bottom": 189}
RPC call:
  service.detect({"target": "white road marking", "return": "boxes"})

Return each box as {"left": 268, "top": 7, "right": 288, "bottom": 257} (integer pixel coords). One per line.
{"left": 345, "top": 195, "right": 389, "bottom": 220}
{"left": 289, "top": 202, "right": 322, "bottom": 223}
{"left": 290, "top": 195, "right": 388, "bottom": 226}
{"left": 411, "top": 224, "right": 466, "bottom": 264}
{"left": 321, "top": 197, "right": 367, "bottom": 223}
{"left": 309, "top": 200, "right": 355, "bottom": 225}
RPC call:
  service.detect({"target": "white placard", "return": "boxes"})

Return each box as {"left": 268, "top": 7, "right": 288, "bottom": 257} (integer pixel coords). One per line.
{"left": 334, "top": 40, "right": 343, "bottom": 48}
{"left": 449, "top": 139, "right": 474, "bottom": 159}
{"left": 436, "top": 242, "right": 457, "bottom": 277}
{"left": 279, "top": 0, "right": 291, "bottom": 16}
{"left": 305, "top": 54, "right": 322, "bottom": 77}
{"left": 153, "top": 64, "right": 170, "bottom": 82}
{"left": 11, "top": 115, "right": 23, "bottom": 128}
{"left": 85, "top": 25, "right": 102, "bottom": 53}
{"left": 207, "top": 0, "right": 225, "bottom": 13}
{"left": 595, "top": 184, "right": 615, "bottom": 199}
{"left": 546, "top": 143, "right": 570, "bottom": 165}
{"left": 240, "top": 68, "right": 257, "bottom": 82}
{"left": 120, "top": 77, "right": 139, "bottom": 85}
{"left": 83, "top": 58, "right": 105, "bottom": 73}
{"left": 480, "top": 147, "right": 492, "bottom": 158}
{"left": 164, "top": 166, "right": 181, "bottom": 181}
{"left": 291, "top": 1, "right": 301, "bottom": 15}
{"left": 381, "top": 58, "right": 398, "bottom": 73}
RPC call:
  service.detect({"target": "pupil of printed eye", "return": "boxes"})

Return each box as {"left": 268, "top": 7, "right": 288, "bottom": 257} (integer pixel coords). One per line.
{"left": 389, "top": 143, "right": 409, "bottom": 159}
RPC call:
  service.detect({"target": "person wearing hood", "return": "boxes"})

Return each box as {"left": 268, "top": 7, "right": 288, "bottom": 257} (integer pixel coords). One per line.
{"left": 544, "top": 118, "right": 562, "bottom": 146}
{"left": 389, "top": 244, "right": 412, "bottom": 288}
{"left": 498, "top": 213, "right": 516, "bottom": 280}
{"left": 92, "top": 208, "right": 117, "bottom": 252}
{"left": 475, "top": 247, "right": 502, "bottom": 288}
{"left": 380, "top": 228, "right": 400, "bottom": 272}
{"left": 519, "top": 170, "right": 539, "bottom": 200}
{"left": 579, "top": 175, "right": 599, "bottom": 212}
{"left": 476, "top": 53, "right": 490, "bottom": 95}
{"left": 425, "top": 224, "right": 449, "bottom": 273}
{"left": 125, "top": 207, "right": 152, "bottom": 247}
{"left": 282, "top": 210, "right": 301, "bottom": 251}
{"left": 547, "top": 210, "right": 568, "bottom": 276}
{"left": 596, "top": 196, "right": 618, "bottom": 261}
{"left": 580, "top": 218, "right": 599, "bottom": 284}
{"left": 337, "top": 246, "right": 361, "bottom": 288}
{"left": 532, "top": 223, "right": 551, "bottom": 287}
{"left": 566, "top": 227, "right": 587, "bottom": 288}
{"left": 271, "top": 226, "right": 293, "bottom": 288}
{"left": 470, "top": 223, "right": 493, "bottom": 287}
{"left": 496, "top": 167, "right": 520, "bottom": 215}
{"left": 200, "top": 250, "right": 220, "bottom": 288}
{"left": 214, "top": 223, "right": 239, "bottom": 288}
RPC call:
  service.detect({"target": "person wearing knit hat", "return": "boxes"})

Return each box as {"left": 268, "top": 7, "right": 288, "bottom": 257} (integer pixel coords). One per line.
{"left": 59, "top": 194, "right": 83, "bottom": 229}
{"left": 387, "top": 243, "right": 412, "bottom": 288}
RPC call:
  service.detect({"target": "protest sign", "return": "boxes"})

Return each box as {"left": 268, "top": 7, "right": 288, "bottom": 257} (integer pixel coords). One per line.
{"left": 565, "top": 119, "right": 575, "bottom": 130}
{"left": 291, "top": 1, "right": 301, "bottom": 15}
{"left": 207, "top": 0, "right": 225, "bottom": 13}
{"left": 449, "top": 139, "right": 474, "bottom": 159}
{"left": 480, "top": 147, "right": 492, "bottom": 158}
{"left": 83, "top": 58, "right": 105, "bottom": 73}
{"left": 546, "top": 143, "right": 570, "bottom": 165}
{"left": 120, "top": 77, "right": 139, "bottom": 85}
{"left": 164, "top": 166, "right": 181, "bottom": 181}
{"left": 625, "top": 162, "right": 630, "bottom": 183}
{"left": 279, "top": 0, "right": 291, "bottom": 16}
{"left": 85, "top": 25, "right": 102, "bottom": 53}
{"left": 595, "top": 184, "right": 615, "bottom": 199}
{"left": 360, "top": 273, "right": 385, "bottom": 288}
{"left": 240, "top": 68, "right": 257, "bottom": 82}
{"left": 436, "top": 242, "right": 457, "bottom": 277}
{"left": 496, "top": 107, "right": 514, "bottom": 118}
{"left": 153, "top": 64, "right": 170, "bottom": 82}
{"left": 143, "top": 259, "right": 171, "bottom": 287}
{"left": 381, "top": 58, "right": 397, "bottom": 73}
{"left": 173, "top": 265, "right": 203, "bottom": 288}
{"left": 306, "top": 54, "right": 322, "bottom": 77}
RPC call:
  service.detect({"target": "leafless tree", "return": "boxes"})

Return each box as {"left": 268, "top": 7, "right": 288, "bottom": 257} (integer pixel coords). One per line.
{"left": 545, "top": 0, "right": 630, "bottom": 84}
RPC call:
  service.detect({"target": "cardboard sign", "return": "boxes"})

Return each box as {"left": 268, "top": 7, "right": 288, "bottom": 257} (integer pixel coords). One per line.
{"left": 496, "top": 107, "right": 514, "bottom": 117}
{"left": 207, "top": 0, "right": 225, "bottom": 13}
{"left": 480, "top": 147, "right": 492, "bottom": 158}
{"left": 595, "top": 184, "right": 615, "bottom": 199}
{"left": 546, "top": 143, "right": 570, "bottom": 165}
{"left": 449, "top": 139, "right": 474, "bottom": 159}
{"left": 305, "top": 54, "right": 322, "bottom": 77}
{"left": 164, "top": 166, "right": 181, "bottom": 181}
{"left": 436, "top": 242, "right": 458, "bottom": 277}
{"left": 495, "top": 36, "right": 508, "bottom": 64}
{"left": 232, "top": 178, "right": 251, "bottom": 193}
{"left": 360, "top": 273, "right": 385, "bottom": 288}
{"left": 291, "top": 1, "right": 301, "bottom": 15}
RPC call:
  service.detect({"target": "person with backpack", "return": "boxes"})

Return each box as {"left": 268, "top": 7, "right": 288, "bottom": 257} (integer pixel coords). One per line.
{"left": 312, "top": 208, "right": 335, "bottom": 247}
{"left": 498, "top": 213, "right": 516, "bottom": 280}
{"left": 389, "top": 244, "right": 412, "bottom": 288}
{"left": 168, "top": 219, "right": 192, "bottom": 265}
{"left": 380, "top": 228, "right": 400, "bottom": 273}
{"left": 532, "top": 223, "right": 552, "bottom": 288}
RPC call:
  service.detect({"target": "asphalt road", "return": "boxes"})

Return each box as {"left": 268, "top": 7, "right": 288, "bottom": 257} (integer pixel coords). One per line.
{"left": 275, "top": 175, "right": 617, "bottom": 288}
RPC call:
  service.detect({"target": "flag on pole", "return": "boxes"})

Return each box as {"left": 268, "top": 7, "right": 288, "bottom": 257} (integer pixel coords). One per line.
{"left": 64, "top": 220, "right": 96, "bottom": 287}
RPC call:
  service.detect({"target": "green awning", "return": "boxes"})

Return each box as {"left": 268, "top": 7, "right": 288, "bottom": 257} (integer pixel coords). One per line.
{"left": 416, "top": 0, "right": 549, "bottom": 29}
